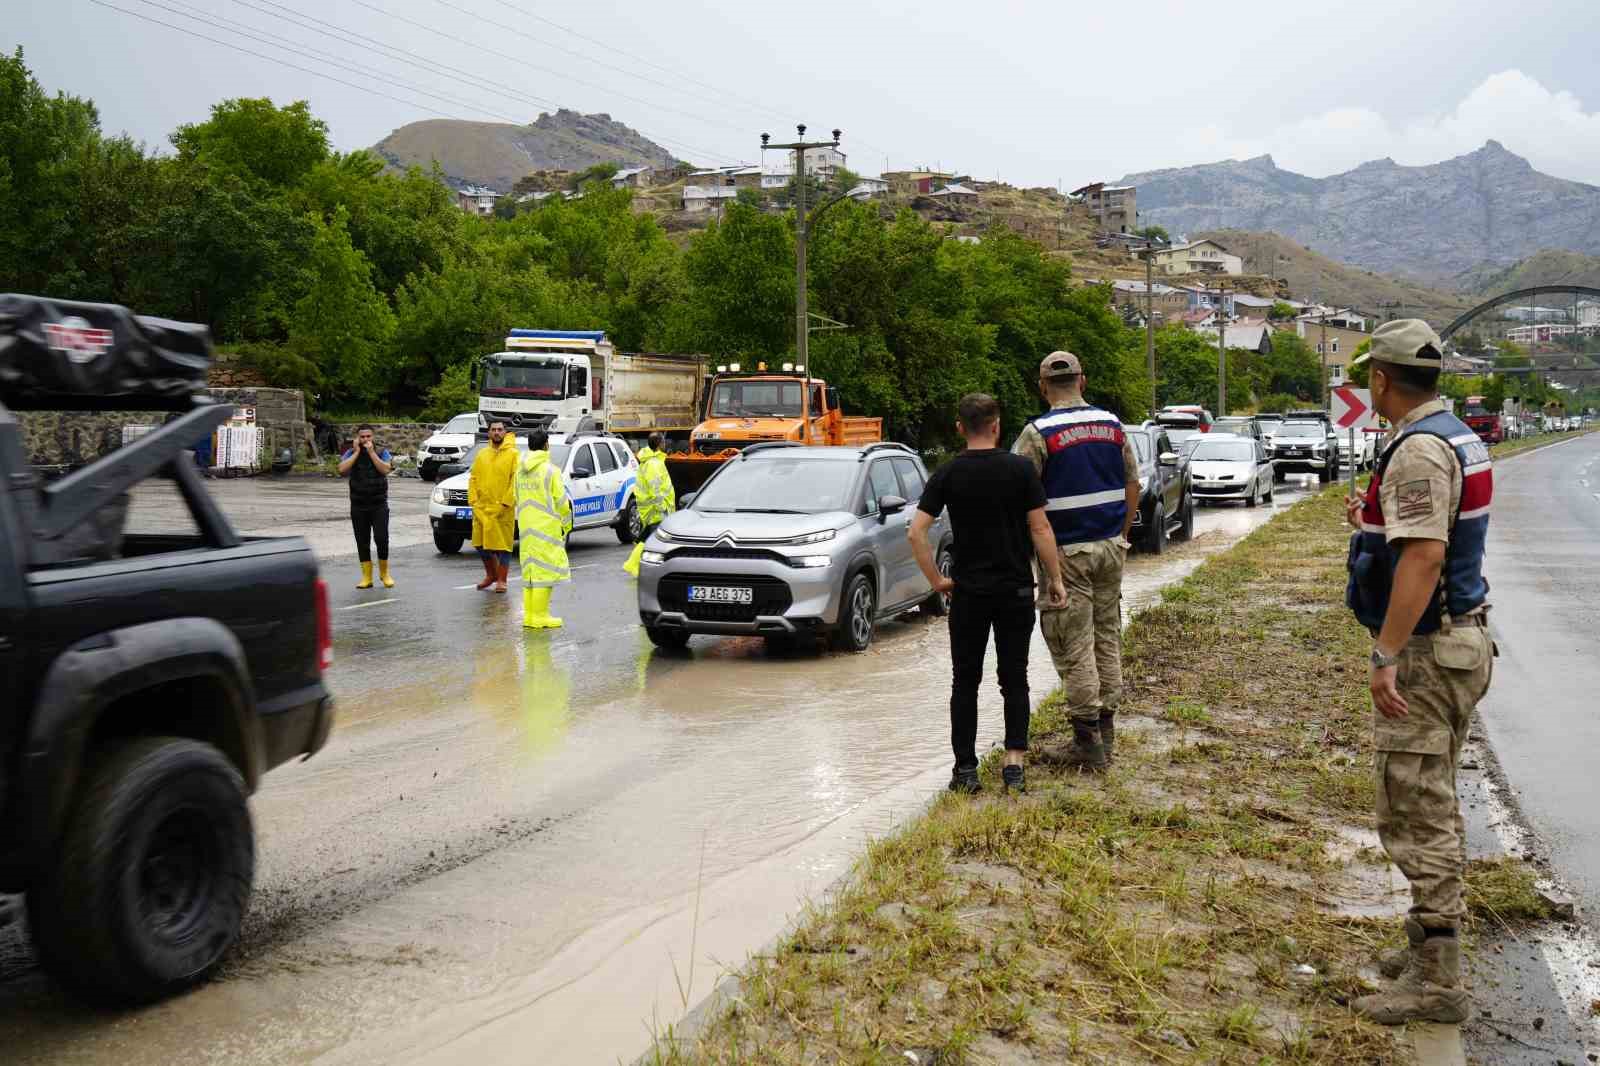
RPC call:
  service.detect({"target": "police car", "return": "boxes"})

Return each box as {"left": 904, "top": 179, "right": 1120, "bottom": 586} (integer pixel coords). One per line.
{"left": 426, "top": 431, "right": 644, "bottom": 553}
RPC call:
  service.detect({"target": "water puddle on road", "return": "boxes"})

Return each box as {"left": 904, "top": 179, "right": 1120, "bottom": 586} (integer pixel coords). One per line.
{"left": 0, "top": 484, "right": 1318, "bottom": 1066}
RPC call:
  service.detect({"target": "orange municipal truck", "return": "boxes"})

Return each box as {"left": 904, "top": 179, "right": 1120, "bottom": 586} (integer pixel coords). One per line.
{"left": 665, "top": 361, "right": 883, "bottom": 494}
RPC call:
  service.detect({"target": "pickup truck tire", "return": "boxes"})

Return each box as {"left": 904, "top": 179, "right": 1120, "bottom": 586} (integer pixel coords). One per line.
{"left": 920, "top": 546, "right": 953, "bottom": 617}
{"left": 30, "top": 737, "right": 253, "bottom": 1006}
{"left": 831, "top": 572, "right": 876, "bottom": 653}
{"left": 433, "top": 530, "right": 465, "bottom": 554}
{"left": 1175, "top": 490, "right": 1195, "bottom": 541}
{"left": 615, "top": 499, "right": 642, "bottom": 545}
{"left": 1144, "top": 500, "right": 1167, "bottom": 555}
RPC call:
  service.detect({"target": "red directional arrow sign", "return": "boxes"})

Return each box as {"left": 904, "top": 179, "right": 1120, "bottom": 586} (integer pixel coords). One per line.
{"left": 1331, "top": 386, "right": 1375, "bottom": 430}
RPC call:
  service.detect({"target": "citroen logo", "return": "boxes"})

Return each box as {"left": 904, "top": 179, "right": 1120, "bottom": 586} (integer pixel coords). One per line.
{"left": 715, "top": 533, "right": 738, "bottom": 549}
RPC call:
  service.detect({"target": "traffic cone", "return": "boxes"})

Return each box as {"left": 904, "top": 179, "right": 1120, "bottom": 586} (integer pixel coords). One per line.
{"left": 378, "top": 560, "right": 395, "bottom": 588}
{"left": 357, "top": 561, "right": 374, "bottom": 589}
{"left": 623, "top": 542, "right": 645, "bottom": 577}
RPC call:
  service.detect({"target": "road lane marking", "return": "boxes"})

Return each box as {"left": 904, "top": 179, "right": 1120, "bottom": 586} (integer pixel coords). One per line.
{"left": 337, "top": 598, "right": 397, "bottom": 611}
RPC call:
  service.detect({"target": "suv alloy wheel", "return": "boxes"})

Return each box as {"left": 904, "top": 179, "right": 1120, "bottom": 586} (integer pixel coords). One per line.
{"left": 615, "top": 498, "right": 643, "bottom": 545}
{"left": 831, "top": 571, "right": 876, "bottom": 653}
{"left": 921, "top": 546, "right": 953, "bottom": 616}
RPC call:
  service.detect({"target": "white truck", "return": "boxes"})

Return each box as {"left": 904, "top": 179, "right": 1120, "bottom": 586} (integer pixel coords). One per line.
{"left": 477, "top": 330, "right": 706, "bottom": 447}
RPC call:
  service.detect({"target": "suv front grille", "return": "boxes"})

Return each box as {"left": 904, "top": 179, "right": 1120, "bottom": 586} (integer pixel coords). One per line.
{"left": 447, "top": 489, "right": 469, "bottom": 505}
{"left": 657, "top": 573, "right": 794, "bottom": 622}
{"left": 666, "top": 546, "right": 791, "bottom": 565}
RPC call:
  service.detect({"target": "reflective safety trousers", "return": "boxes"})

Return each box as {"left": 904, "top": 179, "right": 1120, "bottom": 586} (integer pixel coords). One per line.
{"left": 634, "top": 447, "right": 676, "bottom": 527}
{"left": 515, "top": 450, "right": 573, "bottom": 588}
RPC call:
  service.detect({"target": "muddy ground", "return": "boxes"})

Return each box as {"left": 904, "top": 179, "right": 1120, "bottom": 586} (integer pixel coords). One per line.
{"left": 0, "top": 473, "right": 1319, "bottom": 1065}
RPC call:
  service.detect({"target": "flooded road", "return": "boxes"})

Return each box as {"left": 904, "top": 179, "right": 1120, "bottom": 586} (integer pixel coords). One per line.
{"left": 0, "top": 474, "right": 1318, "bottom": 1065}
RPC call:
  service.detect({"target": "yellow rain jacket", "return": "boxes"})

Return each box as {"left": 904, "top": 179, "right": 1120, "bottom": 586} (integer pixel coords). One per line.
{"left": 634, "top": 446, "right": 676, "bottom": 527}
{"left": 515, "top": 449, "right": 573, "bottom": 588}
{"left": 468, "top": 436, "right": 519, "bottom": 552}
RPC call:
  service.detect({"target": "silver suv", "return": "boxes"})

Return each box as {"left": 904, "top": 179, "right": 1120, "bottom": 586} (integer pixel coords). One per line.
{"left": 636, "top": 443, "right": 952, "bottom": 652}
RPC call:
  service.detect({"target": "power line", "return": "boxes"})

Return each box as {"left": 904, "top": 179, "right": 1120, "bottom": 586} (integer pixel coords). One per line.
{"left": 88, "top": 0, "right": 488, "bottom": 124}
{"left": 230, "top": 0, "right": 738, "bottom": 164}
{"left": 119, "top": 0, "right": 531, "bottom": 123}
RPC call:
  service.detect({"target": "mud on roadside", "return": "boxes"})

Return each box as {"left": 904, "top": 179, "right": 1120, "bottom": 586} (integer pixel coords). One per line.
{"left": 642, "top": 489, "right": 1573, "bottom": 1065}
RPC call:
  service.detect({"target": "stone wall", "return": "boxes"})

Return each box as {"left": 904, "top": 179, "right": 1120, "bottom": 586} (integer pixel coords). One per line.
{"left": 17, "top": 387, "right": 311, "bottom": 470}
{"left": 329, "top": 422, "right": 438, "bottom": 461}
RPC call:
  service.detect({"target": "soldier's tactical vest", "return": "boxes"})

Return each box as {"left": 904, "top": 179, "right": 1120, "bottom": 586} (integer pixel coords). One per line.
{"left": 1345, "top": 409, "right": 1491, "bottom": 633}
{"left": 348, "top": 447, "right": 389, "bottom": 509}
{"left": 1032, "top": 405, "right": 1128, "bottom": 546}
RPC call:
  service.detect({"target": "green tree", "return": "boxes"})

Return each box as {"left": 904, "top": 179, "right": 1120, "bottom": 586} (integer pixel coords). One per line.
{"left": 680, "top": 201, "right": 794, "bottom": 358}
{"left": 1135, "top": 225, "right": 1169, "bottom": 244}
{"left": 420, "top": 361, "right": 479, "bottom": 421}
{"left": 1248, "top": 331, "right": 1321, "bottom": 399}
{"left": 569, "top": 162, "right": 619, "bottom": 191}
{"left": 1269, "top": 301, "right": 1297, "bottom": 321}
{"left": 172, "top": 98, "right": 329, "bottom": 188}
{"left": 1151, "top": 327, "right": 1249, "bottom": 412}
{"left": 288, "top": 208, "right": 395, "bottom": 403}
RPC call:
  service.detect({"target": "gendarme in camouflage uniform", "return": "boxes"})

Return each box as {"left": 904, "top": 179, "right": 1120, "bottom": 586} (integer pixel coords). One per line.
{"left": 1345, "top": 319, "right": 1493, "bottom": 1026}
{"left": 1013, "top": 351, "right": 1141, "bottom": 772}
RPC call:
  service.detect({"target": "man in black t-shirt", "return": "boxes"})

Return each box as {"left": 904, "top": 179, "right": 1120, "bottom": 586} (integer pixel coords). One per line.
{"left": 910, "top": 393, "right": 1067, "bottom": 794}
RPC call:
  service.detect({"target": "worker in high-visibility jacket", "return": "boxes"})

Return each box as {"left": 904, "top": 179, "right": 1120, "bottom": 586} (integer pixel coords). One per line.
{"left": 514, "top": 427, "right": 573, "bottom": 628}
{"left": 623, "top": 432, "right": 677, "bottom": 577}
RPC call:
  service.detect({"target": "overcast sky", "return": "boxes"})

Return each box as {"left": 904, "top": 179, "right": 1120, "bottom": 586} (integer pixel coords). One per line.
{"left": 12, "top": 0, "right": 1600, "bottom": 185}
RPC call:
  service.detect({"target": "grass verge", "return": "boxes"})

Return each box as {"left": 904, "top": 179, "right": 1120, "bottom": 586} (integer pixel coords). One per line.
{"left": 645, "top": 486, "right": 1550, "bottom": 1065}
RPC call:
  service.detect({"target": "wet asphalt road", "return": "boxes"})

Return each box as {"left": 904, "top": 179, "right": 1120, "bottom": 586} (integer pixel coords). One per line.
{"left": 0, "top": 473, "right": 1317, "bottom": 1066}
{"left": 1479, "top": 432, "right": 1600, "bottom": 922}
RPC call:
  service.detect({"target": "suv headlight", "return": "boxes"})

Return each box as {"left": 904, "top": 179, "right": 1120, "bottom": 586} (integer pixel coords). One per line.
{"left": 640, "top": 550, "right": 666, "bottom": 566}
{"left": 791, "top": 528, "right": 837, "bottom": 545}
{"left": 431, "top": 486, "right": 448, "bottom": 504}
{"left": 793, "top": 555, "right": 832, "bottom": 569}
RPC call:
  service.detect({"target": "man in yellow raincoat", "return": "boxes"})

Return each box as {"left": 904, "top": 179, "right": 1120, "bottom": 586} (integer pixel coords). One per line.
{"left": 515, "top": 427, "right": 574, "bottom": 628}
{"left": 469, "top": 419, "right": 519, "bottom": 593}
{"left": 623, "top": 432, "right": 677, "bottom": 577}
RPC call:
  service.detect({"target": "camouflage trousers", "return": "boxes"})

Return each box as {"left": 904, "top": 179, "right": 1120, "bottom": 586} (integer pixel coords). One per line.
{"left": 1375, "top": 624, "right": 1493, "bottom": 931}
{"left": 1040, "top": 538, "right": 1126, "bottom": 724}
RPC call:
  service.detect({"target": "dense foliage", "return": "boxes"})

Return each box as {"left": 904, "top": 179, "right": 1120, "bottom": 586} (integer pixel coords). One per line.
{"left": 2, "top": 51, "right": 1376, "bottom": 444}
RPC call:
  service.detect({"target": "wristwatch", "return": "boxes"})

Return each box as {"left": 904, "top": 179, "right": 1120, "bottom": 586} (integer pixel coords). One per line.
{"left": 1370, "top": 647, "right": 1401, "bottom": 670}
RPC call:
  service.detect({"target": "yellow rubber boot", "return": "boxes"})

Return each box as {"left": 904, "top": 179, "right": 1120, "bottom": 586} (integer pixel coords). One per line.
{"left": 524, "top": 587, "right": 563, "bottom": 629}
{"left": 378, "top": 560, "right": 395, "bottom": 588}
{"left": 623, "top": 542, "right": 645, "bottom": 577}
{"left": 357, "top": 561, "right": 374, "bottom": 589}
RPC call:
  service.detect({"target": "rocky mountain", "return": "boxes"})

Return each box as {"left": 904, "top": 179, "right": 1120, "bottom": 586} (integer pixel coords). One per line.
{"left": 1121, "top": 142, "right": 1600, "bottom": 284}
{"left": 1193, "top": 229, "right": 1473, "bottom": 324}
{"left": 372, "top": 109, "right": 680, "bottom": 192}
{"left": 1453, "top": 248, "right": 1600, "bottom": 297}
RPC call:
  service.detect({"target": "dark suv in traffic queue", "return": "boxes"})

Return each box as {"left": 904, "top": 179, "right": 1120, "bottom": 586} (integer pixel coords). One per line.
{"left": 1124, "top": 424, "right": 1195, "bottom": 554}
{"left": 635, "top": 442, "right": 952, "bottom": 653}
{"left": 1270, "top": 419, "right": 1336, "bottom": 482}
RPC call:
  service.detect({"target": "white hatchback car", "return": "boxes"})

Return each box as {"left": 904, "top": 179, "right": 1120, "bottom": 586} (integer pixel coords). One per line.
{"left": 427, "top": 432, "right": 643, "bottom": 554}
{"left": 1188, "top": 433, "right": 1276, "bottom": 507}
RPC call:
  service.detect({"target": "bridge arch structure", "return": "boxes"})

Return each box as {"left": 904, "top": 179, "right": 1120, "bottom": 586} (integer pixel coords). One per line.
{"left": 1439, "top": 285, "right": 1600, "bottom": 343}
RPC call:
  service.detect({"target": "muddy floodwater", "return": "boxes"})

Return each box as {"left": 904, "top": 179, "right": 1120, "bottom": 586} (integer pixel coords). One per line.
{"left": 0, "top": 475, "right": 1316, "bottom": 1065}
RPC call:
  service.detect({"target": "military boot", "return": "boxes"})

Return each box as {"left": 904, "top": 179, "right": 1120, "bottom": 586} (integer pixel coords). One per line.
{"left": 1353, "top": 932, "right": 1469, "bottom": 1025}
{"left": 1046, "top": 720, "right": 1107, "bottom": 773}
{"left": 1376, "top": 918, "right": 1425, "bottom": 980}
{"left": 1098, "top": 710, "right": 1117, "bottom": 763}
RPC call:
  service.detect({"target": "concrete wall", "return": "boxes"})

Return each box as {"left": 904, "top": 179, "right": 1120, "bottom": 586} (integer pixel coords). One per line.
{"left": 18, "top": 387, "right": 312, "bottom": 470}
{"left": 328, "top": 422, "right": 437, "bottom": 461}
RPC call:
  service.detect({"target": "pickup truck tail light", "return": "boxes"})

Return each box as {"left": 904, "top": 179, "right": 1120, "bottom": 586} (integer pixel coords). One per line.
{"left": 314, "top": 578, "right": 333, "bottom": 671}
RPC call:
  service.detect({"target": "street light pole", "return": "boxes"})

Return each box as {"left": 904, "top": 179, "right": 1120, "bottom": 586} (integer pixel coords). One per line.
{"left": 1215, "top": 280, "right": 1229, "bottom": 415}
{"left": 1145, "top": 247, "right": 1157, "bottom": 415}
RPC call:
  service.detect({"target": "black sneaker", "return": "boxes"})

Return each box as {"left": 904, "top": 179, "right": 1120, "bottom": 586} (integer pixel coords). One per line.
{"left": 1002, "top": 765, "right": 1026, "bottom": 794}
{"left": 949, "top": 766, "right": 981, "bottom": 794}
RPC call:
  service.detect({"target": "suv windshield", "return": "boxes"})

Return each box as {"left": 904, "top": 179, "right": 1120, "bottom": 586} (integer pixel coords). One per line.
{"left": 695, "top": 456, "right": 856, "bottom": 514}
{"left": 1191, "top": 440, "right": 1256, "bottom": 462}
{"left": 1278, "top": 422, "right": 1323, "bottom": 439}
{"left": 443, "top": 414, "right": 480, "bottom": 434}
{"left": 710, "top": 380, "right": 804, "bottom": 417}
{"left": 480, "top": 358, "right": 566, "bottom": 398}
{"left": 1256, "top": 419, "right": 1283, "bottom": 434}
{"left": 1213, "top": 419, "right": 1252, "bottom": 433}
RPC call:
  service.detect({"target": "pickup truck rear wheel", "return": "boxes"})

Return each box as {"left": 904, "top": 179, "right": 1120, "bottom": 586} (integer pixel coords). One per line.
{"left": 30, "top": 737, "right": 253, "bottom": 1006}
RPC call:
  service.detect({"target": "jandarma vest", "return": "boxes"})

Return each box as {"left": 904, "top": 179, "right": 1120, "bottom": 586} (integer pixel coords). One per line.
{"left": 348, "top": 447, "right": 389, "bottom": 509}
{"left": 1031, "top": 405, "right": 1128, "bottom": 545}
{"left": 1345, "top": 409, "right": 1490, "bottom": 633}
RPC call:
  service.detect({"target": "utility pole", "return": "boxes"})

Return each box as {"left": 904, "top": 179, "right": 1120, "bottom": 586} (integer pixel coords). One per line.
{"left": 1138, "top": 237, "right": 1167, "bottom": 416}
{"left": 762, "top": 124, "right": 841, "bottom": 390}
{"left": 1320, "top": 308, "right": 1329, "bottom": 409}
{"left": 1215, "top": 279, "right": 1229, "bottom": 415}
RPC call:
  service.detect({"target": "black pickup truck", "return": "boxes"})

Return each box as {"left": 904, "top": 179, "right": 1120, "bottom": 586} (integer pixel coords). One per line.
{"left": 0, "top": 295, "right": 334, "bottom": 1005}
